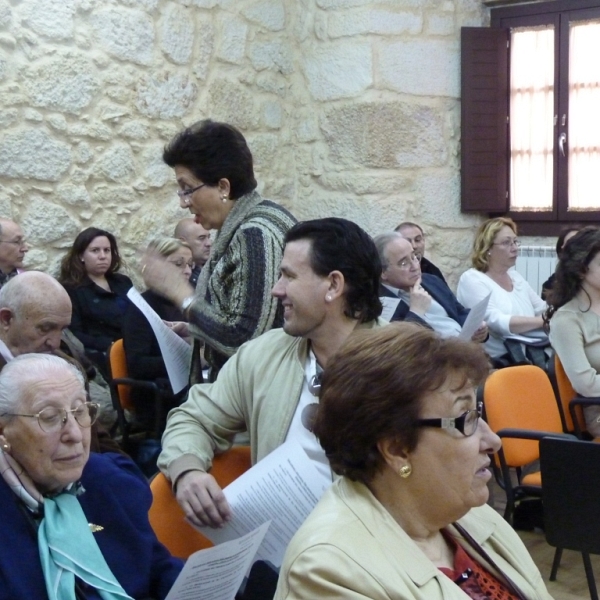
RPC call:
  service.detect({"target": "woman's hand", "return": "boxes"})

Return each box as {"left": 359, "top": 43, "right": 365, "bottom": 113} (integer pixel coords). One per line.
{"left": 164, "top": 320, "right": 191, "bottom": 342}
{"left": 142, "top": 251, "right": 194, "bottom": 308}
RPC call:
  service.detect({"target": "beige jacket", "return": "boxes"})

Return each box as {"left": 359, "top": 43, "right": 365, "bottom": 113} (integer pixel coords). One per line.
{"left": 158, "top": 322, "right": 383, "bottom": 484}
{"left": 275, "top": 478, "right": 553, "bottom": 600}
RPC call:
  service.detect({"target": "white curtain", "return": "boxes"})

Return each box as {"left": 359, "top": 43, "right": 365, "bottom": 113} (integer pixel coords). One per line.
{"left": 510, "top": 26, "right": 555, "bottom": 211}
{"left": 568, "top": 19, "right": 600, "bottom": 211}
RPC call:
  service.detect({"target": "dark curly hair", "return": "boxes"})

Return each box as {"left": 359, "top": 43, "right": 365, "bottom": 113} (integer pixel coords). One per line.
{"left": 58, "top": 227, "right": 123, "bottom": 287}
{"left": 163, "top": 119, "right": 257, "bottom": 200}
{"left": 545, "top": 226, "right": 600, "bottom": 323}
{"left": 313, "top": 322, "right": 490, "bottom": 484}
{"left": 284, "top": 218, "right": 382, "bottom": 323}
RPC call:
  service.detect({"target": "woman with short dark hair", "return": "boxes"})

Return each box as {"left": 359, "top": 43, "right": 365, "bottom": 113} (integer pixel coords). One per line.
{"left": 142, "top": 119, "right": 296, "bottom": 380}
{"left": 275, "top": 323, "right": 551, "bottom": 600}
{"left": 59, "top": 227, "right": 132, "bottom": 374}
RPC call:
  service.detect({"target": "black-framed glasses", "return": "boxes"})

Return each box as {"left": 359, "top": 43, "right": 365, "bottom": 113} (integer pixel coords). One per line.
{"left": 177, "top": 184, "right": 207, "bottom": 199}
{"left": 416, "top": 402, "right": 482, "bottom": 437}
{"left": 1, "top": 402, "right": 99, "bottom": 433}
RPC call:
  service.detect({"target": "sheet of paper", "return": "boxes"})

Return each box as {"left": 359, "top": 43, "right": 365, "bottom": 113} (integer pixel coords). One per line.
{"left": 201, "top": 440, "right": 331, "bottom": 568}
{"left": 379, "top": 296, "right": 400, "bottom": 321}
{"left": 126, "top": 287, "right": 192, "bottom": 394}
{"left": 165, "top": 521, "right": 270, "bottom": 600}
{"left": 505, "top": 328, "right": 549, "bottom": 346}
{"left": 458, "top": 292, "right": 491, "bottom": 341}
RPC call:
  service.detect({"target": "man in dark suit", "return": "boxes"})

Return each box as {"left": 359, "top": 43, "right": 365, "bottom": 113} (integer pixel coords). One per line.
{"left": 394, "top": 221, "right": 446, "bottom": 283}
{"left": 374, "top": 232, "right": 487, "bottom": 342}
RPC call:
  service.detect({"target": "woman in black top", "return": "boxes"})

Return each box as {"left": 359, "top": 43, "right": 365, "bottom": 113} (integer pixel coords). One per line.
{"left": 59, "top": 227, "right": 132, "bottom": 375}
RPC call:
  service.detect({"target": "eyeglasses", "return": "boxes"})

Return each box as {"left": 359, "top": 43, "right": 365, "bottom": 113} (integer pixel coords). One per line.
{"left": 416, "top": 402, "right": 482, "bottom": 437}
{"left": 493, "top": 238, "right": 521, "bottom": 249}
{"left": 0, "top": 238, "right": 27, "bottom": 247}
{"left": 176, "top": 184, "right": 207, "bottom": 199}
{"left": 2, "top": 402, "right": 99, "bottom": 433}
{"left": 396, "top": 254, "right": 422, "bottom": 269}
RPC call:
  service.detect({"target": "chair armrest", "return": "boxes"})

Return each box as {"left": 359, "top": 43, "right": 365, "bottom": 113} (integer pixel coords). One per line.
{"left": 110, "top": 376, "right": 160, "bottom": 391}
{"left": 497, "top": 428, "right": 577, "bottom": 441}
{"left": 569, "top": 396, "right": 600, "bottom": 437}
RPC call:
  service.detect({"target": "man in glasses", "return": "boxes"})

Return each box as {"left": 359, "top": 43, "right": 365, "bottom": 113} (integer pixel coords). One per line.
{"left": 375, "top": 232, "right": 487, "bottom": 343}
{"left": 174, "top": 218, "right": 212, "bottom": 288}
{"left": 0, "top": 218, "right": 28, "bottom": 289}
{"left": 395, "top": 220, "right": 446, "bottom": 283}
{"left": 159, "top": 218, "right": 384, "bottom": 529}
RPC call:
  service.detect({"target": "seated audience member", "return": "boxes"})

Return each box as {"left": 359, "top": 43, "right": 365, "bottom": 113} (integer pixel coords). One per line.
{"left": 158, "top": 217, "right": 384, "bottom": 529}
{"left": 395, "top": 221, "right": 446, "bottom": 283}
{"left": 0, "top": 218, "right": 28, "bottom": 288}
{"left": 275, "top": 323, "right": 552, "bottom": 600}
{"left": 174, "top": 218, "right": 212, "bottom": 288}
{"left": 546, "top": 226, "right": 600, "bottom": 436}
{"left": 457, "top": 217, "right": 547, "bottom": 365}
{"left": 59, "top": 227, "right": 132, "bottom": 374}
{"left": 541, "top": 225, "right": 582, "bottom": 300}
{"left": 0, "top": 354, "right": 182, "bottom": 599}
{"left": 375, "top": 233, "right": 487, "bottom": 343}
{"left": 0, "top": 271, "right": 121, "bottom": 455}
{"left": 123, "top": 237, "right": 192, "bottom": 432}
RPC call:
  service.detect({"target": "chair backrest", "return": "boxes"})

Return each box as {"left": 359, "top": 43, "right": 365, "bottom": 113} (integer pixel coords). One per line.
{"left": 552, "top": 354, "right": 585, "bottom": 434}
{"left": 107, "top": 339, "right": 134, "bottom": 411}
{"left": 540, "top": 436, "right": 600, "bottom": 554}
{"left": 149, "top": 446, "right": 252, "bottom": 559}
{"left": 483, "top": 365, "right": 564, "bottom": 467}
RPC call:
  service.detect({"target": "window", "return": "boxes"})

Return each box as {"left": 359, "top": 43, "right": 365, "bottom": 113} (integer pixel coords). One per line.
{"left": 461, "top": 0, "right": 600, "bottom": 235}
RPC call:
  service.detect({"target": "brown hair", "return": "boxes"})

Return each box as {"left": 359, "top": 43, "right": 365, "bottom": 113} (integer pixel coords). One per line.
{"left": 314, "top": 322, "right": 490, "bottom": 484}
{"left": 471, "top": 217, "right": 517, "bottom": 272}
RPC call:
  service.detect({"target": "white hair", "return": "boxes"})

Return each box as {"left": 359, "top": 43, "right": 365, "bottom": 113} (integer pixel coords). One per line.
{"left": 0, "top": 354, "right": 85, "bottom": 417}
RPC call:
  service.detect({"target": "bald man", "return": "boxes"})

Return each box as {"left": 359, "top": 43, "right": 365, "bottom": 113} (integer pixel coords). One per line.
{"left": 174, "top": 218, "right": 212, "bottom": 288}
{"left": 0, "top": 218, "right": 28, "bottom": 289}
{"left": 0, "top": 271, "right": 121, "bottom": 454}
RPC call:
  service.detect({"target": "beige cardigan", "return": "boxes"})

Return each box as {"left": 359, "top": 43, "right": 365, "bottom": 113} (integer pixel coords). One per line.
{"left": 275, "top": 478, "right": 553, "bottom": 600}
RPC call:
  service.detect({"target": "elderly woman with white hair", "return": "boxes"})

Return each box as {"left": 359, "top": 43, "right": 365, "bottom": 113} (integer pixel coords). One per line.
{"left": 0, "top": 353, "right": 182, "bottom": 599}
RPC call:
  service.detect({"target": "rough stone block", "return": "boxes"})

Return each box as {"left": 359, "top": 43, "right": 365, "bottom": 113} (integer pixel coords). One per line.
{"left": 69, "top": 121, "right": 112, "bottom": 141}
{"left": 379, "top": 39, "right": 460, "bottom": 97}
{"left": 119, "top": 0, "right": 160, "bottom": 10}
{"left": 0, "top": 1, "right": 11, "bottom": 30}
{"left": 304, "top": 41, "right": 371, "bottom": 101}
{"left": 0, "top": 108, "right": 18, "bottom": 128}
{"left": 322, "top": 102, "right": 447, "bottom": 168}
{"left": 208, "top": 79, "right": 258, "bottom": 130}
{"left": 74, "top": 142, "right": 94, "bottom": 165}
{"left": 22, "top": 197, "right": 79, "bottom": 243}
{"left": 256, "top": 72, "right": 286, "bottom": 97}
{"left": 193, "top": 19, "right": 214, "bottom": 80}
{"left": 427, "top": 14, "right": 455, "bottom": 36}
{"left": 263, "top": 101, "right": 282, "bottom": 129}
{"left": 136, "top": 73, "right": 197, "bottom": 119}
{"left": 140, "top": 143, "right": 171, "bottom": 187}
{"left": 216, "top": 16, "right": 247, "bottom": 64}
{"left": 57, "top": 183, "right": 91, "bottom": 207}
{"left": 23, "top": 51, "right": 98, "bottom": 114}
{"left": 249, "top": 40, "right": 293, "bottom": 74}
{"left": 0, "top": 129, "right": 71, "bottom": 181}
{"left": 160, "top": 3, "right": 194, "bottom": 65}
{"left": 329, "top": 9, "right": 422, "bottom": 38}
{"left": 18, "top": 0, "right": 75, "bottom": 40}
{"left": 96, "top": 143, "right": 136, "bottom": 182}
{"left": 47, "top": 114, "right": 68, "bottom": 132}
{"left": 242, "top": 0, "right": 285, "bottom": 31}
{"left": 91, "top": 8, "right": 155, "bottom": 66}
{"left": 118, "top": 120, "right": 150, "bottom": 140}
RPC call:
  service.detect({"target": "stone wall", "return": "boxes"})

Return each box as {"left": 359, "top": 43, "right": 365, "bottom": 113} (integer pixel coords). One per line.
{"left": 0, "top": 0, "right": 494, "bottom": 288}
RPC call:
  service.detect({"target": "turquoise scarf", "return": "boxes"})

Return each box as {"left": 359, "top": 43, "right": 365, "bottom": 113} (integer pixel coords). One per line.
{"left": 38, "top": 492, "right": 133, "bottom": 600}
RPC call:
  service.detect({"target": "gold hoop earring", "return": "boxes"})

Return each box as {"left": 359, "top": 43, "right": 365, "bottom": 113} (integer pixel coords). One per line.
{"left": 399, "top": 464, "right": 412, "bottom": 478}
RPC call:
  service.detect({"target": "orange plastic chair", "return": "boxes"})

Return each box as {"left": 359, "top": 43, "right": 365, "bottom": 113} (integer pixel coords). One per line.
{"left": 549, "top": 354, "right": 600, "bottom": 441}
{"left": 483, "top": 365, "right": 572, "bottom": 523}
{"left": 148, "top": 446, "right": 252, "bottom": 559}
{"left": 107, "top": 339, "right": 163, "bottom": 444}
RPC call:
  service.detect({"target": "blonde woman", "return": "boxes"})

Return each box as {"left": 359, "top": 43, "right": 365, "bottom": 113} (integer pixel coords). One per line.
{"left": 457, "top": 217, "right": 546, "bottom": 363}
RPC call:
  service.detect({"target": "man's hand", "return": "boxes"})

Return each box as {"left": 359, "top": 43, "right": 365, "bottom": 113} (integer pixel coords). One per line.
{"left": 175, "top": 471, "right": 232, "bottom": 528}
{"left": 408, "top": 277, "right": 431, "bottom": 316}
{"left": 164, "top": 320, "right": 190, "bottom": 341}
{"left": 471, "top": 321, "right": 489, "bottom": 343}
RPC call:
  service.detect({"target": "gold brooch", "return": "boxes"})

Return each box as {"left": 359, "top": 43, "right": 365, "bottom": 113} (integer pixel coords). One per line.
{"left": 88, "top": 523, "right": 104, "bottom": 533}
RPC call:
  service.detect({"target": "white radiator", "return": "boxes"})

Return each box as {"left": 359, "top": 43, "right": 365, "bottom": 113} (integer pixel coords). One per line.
{"left": 514, "top": 246, "right": 557, "bottom": 295}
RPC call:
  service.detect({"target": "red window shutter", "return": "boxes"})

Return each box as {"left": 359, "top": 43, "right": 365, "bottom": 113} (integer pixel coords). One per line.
{"left": 461, "top": 27, "right": 509, "bottom": 213}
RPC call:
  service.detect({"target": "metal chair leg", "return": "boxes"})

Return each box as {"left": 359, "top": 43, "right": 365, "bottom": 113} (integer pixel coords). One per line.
{"left": 582, "top": 552, "right": 598, "bottom": 600}
{"left": 550, "top": 547, "right": 562, "bottom": 581}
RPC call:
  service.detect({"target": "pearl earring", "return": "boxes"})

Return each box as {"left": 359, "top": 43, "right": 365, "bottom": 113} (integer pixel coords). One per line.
{"left": 221, "top": 195, "right": 228, "bottom": 203}
{"left": 326, "top": 295, "right": 332, "bottom": 301}
{"left": 1, "top": 443, "right": 10, "bottom": 453}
